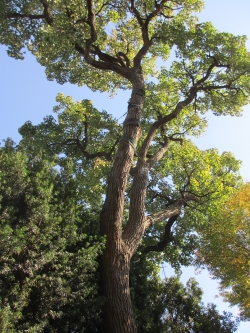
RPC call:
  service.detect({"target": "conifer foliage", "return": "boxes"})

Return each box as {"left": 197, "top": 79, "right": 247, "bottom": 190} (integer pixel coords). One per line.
{"left": 1, "top": 1, "right": 250, "bottom": 332}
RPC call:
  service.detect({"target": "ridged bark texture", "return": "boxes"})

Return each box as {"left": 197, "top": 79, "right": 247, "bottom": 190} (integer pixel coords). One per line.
{"left": 100, "top": 71, "right": 145, "bottom": 333}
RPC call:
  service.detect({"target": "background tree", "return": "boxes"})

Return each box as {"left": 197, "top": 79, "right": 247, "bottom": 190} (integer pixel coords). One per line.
{"left": 130, "top": 255, "right": 240, "bottom": 333}
{"left": 159, "top": 277, "right": 239, "bottom": 333}
{"left": 196, "top": 183, "right": 250, "bottom": 320}
{"left": 0, "top": 128, "right": 240, "bottom": 333}
{"left": 0, "top": 138, "right": 105, "bottom": 333}
{"left": 1, "top": 1, "right": 250, "bottom": 332}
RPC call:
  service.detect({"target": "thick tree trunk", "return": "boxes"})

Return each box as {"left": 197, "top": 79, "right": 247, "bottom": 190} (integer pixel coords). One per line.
{"left": 101, "top": 248, "right": 137, "bottom": 333}
{"left": 100, "top": 70, "right": 145, "bottom": 333}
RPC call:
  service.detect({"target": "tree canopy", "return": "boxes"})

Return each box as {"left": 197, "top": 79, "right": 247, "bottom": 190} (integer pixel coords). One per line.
{"left": 1, "top": 1, "right": 250, "bottom": 332}
{"left": 196, "top": 183, "right": 250, "bottom": 320}
{"left": 0, "top": 138, "right": 105, "bottom": 332}
{"left": 0, "top": 130, "right": 240, "bottom": 333}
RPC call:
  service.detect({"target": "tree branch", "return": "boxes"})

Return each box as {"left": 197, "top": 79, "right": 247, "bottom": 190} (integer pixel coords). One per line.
{"left": 144, "top": 214, "right": 179, "bottom": 253}
{"left": 49, "top": 138, "right": 115, "bottom": 161}
{"left": 74, "top": 43, "right": 132, "bottom": 79}
{"left": 147, "top": 137, "right": 170, "bottom": 168}
{"left": 75, "top": 139, "right": 113, "bottom": 160}
{"left": 143, "top": 192, "right": 199, "bottom": 253}
{"left": 39, "top": 0, "right": 53, "bottom": 25}
{"left": 5, "top": 0, "right": 53, "bottom": 24}
{"left": 131, "top": 0, "right": 170, "bottom": 67}
{"left": 139, "top": 87, "right": 197, "bottom": 161}
{"left": 74, "top": 0, "right": 132, "bottom": 79}
{"left": 5, "top": 13, "right": 45, "bottom": 20}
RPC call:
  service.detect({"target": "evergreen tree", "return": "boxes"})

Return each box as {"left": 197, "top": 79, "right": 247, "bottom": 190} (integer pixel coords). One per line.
{"left": 1, "top": 1, "right": 250, "bottom": 331}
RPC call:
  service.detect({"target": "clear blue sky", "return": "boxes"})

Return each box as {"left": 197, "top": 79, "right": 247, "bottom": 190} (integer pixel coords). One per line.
{"left": 0, "top": 1, "right": 250, "bottom": 332}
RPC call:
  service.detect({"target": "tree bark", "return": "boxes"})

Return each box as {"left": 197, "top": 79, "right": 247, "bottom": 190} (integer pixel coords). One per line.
{"left": 100, "top": 69, "right": 145, "bottom": 333}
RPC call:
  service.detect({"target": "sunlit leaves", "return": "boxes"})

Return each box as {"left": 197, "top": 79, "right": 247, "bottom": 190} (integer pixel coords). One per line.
{"left": 18, "top": 93, "right": 121, "bottom": 206}
{"left": 0, "top": 0, "right": 205, "bottom": 91}
{"left": 196, "top": 183, "right": 250, "bottom": 319}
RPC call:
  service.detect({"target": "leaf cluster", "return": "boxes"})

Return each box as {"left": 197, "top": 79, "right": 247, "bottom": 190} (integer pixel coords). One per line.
{"left": 0, "top": 139, "right": 105, "bottom": 332}
{"left": 196, "top": 183, "right": 250, "bottom": 319}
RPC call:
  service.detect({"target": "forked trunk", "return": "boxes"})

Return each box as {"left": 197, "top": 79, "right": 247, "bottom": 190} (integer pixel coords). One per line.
{"left": 100, "top": 72, "right": 145, "bottom": 333}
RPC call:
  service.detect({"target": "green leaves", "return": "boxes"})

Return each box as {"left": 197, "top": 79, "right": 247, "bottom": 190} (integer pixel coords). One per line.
{"left": 18, "top": 93, "right": 121, "bottom": 206}
{"left": 1, "top": 1, "right": 250, "bottom": 330}
{"left": 166, "top": 22, "right": 250, "bottom": 115}
{"left": 0, "top": 0, "right": 204, "bottom": 91}
{"left": 130, "top": 255, "right": 240, "bottom": 333}
{"left": 0, "top": 139, "right": 105, "bottom": 332}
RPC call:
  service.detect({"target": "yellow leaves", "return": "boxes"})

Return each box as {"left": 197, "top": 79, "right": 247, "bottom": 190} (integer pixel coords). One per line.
{"left": 93, "top": 158, "right": 107, "bottom": 169}
{"left": 197, "top": 182, "right": 250, "bottom": 317}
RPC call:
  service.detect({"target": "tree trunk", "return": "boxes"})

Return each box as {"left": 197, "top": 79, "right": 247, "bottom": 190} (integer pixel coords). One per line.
{"left": 100, "top": 70, "right": 145, "bottom": 333}
{"left": 101, "top": 247, "right": 137, "bottom": 333}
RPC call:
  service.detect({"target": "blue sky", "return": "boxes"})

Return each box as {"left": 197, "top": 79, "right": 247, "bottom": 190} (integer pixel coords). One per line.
{"left": 1, "top": 1, "right": 250, "bottom": 331}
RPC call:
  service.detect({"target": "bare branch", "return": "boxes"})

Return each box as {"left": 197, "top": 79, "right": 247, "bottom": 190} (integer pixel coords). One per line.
{"left": 131, "top": 0, "right": 170, "bottom": 67}
{"left": 198, "top": 84, "right": 239, "bottom": 91}
{"left": 5, "top": 0, "right": 53, "bottom": 24}
{"left": 143, "top": 193, "right": 199, "bottom": 253}
{"left": 49, "top": 138, "right": 115, "bottom": 161}
{"left": 144, "top": 199, "right": 184, "bottom": 229}
{"left": 39, "top": 0, "right": 53, "bottom": 24}
{"left": 75, "top": 139, "right": 113, "bottom": 160}
{"left": 5, "top": 13, "right": 45, "bottom": 20}
{"left": 147, "top": 187, "right": 175, "bottom": 205}
{"left": 139, "top": 87, "right": 197, "bottom": 160}
{"left": 144, "top": 214, "right": 178, "bottom": 253}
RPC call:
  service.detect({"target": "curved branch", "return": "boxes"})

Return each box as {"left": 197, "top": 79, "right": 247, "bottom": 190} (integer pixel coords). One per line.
{"left": 74, "top": 43, "right": 132, "bottom": 80}
{"left": 5, "top": 0, "right": 53, "bottom": 24}
{"left": 147, "top": 137, "right": 170, "bottom": 168}
{"left": 131, "top": 0, "right": 170, "bottom": 67}
{"left": 144, "top": 214, "right": 179, "bottom": 253}
{"left": 76, "top": 140, "right": 113, "bottom": 160}
{"left": 74, "top": 0, "right": 133, "bottom": 79}
{"left": 139, "top": 87, "right": 197, "bottom": 160}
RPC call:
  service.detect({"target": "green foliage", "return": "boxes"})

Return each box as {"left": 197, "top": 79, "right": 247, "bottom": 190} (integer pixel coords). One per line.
{"left": 142, "top": 140, "right": 241, "bottom": 270}
{"left": 161, "top": 277, "right": 239, "bottom": 333}
{"left": 0, "top": 0, "right": 204, "bottom": 92}
{"left": 14, "top": 89, "right": 242, "bottom": 273}
{"left": 0, "top": 91, "right": 243, "bottom": 331}
{"left": 1, "top": 1, "right": 250, "bottom": 331}
{"left": 0, "top": 139, "right": 105, "bottom": 332}
{"left": 170, "top": 22, "right": 250, "bottom": 116}
{"left": 130, "top": 254, "right": 239, "bottom": 333}
{"left": 16, "top": 94, "right": 243, "bottom": 274}
{"left": 18, "top": 93, "right": 120, "bottom": 207}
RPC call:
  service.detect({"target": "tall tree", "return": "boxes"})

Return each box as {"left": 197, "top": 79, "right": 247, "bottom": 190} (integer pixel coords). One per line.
{"left": 196, "top": 183, "right": 250, "bottom": 320}
{"left": 0, "top": 139, "right": 104, "bottom": 332}
{"left": 130, "top": 254, "right": 240, "bottom": 333}
{"left": 0, "top": 119, "right": 240, "bottom": 333}
{"left": 1, "top": 1, "right": 250, "bottom": 332}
